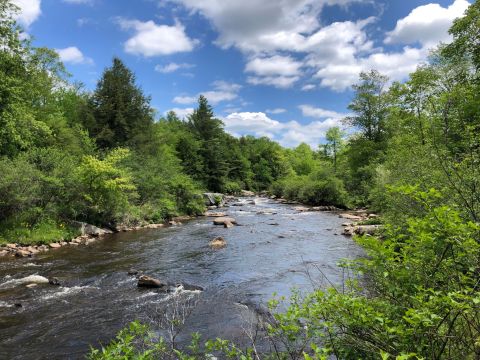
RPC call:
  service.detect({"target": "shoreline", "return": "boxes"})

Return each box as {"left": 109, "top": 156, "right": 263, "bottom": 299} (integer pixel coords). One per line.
{"left": 0, "top": 195, "right": 379, "bottom": 259}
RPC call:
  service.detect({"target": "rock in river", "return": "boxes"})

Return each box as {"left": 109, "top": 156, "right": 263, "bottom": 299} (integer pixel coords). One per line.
{"left": 213, "top": 217, "right": 237, "bottom": 226}
{"left": 209, "top": 236, "right": 227, "bottom": 249}
{"left": 137, "top": 275, "right": 168, "bottom": 289}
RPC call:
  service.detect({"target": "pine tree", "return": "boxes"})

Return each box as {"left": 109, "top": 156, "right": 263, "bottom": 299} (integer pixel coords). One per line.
{"left": 187, "top": 96, "right": 227, "bottom": 191}
{"left": 89, "top": 58, "right": 153, "bottom": 149}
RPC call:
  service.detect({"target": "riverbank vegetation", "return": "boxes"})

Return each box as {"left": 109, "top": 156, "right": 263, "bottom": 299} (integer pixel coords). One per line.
{"left": 2, "top": 0, "right": 480, "bottom": 357}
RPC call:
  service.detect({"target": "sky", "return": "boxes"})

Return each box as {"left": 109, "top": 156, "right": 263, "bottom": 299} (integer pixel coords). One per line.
{"left": 12, "top": 0, "right": 471, "bottom": 147}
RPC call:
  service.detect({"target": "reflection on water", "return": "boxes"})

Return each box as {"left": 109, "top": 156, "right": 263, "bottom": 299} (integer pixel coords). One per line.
{"left": 0, "top": 198, "right": 362, "bottom": 359}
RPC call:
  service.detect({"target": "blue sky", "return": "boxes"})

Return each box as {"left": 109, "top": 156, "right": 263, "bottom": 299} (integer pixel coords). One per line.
{"left": 13, "top": 0, "right": 471, "bottom": 147}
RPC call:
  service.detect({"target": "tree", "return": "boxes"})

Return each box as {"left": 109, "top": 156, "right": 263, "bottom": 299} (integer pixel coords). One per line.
{"left": 346, "top": 70, "right": 389, "bottom": 142}
{"left": 325, "top": 126, "right": 344, "bottom": 172}
{"left": 89, "top": 58, "right": 153, "bottom": 149}
{"left": 187, "top": 96, "right": 227, "bottom": 191}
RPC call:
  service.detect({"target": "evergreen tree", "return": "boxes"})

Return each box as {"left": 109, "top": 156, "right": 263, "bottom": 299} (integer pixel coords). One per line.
{"left": 187, "top": 96, "right": 227, "bottom": 192}
{"left": 89, "top": 58, "right": 153, "bottom": 149}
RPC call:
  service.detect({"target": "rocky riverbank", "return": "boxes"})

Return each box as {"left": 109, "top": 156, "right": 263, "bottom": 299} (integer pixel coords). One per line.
{"left": 0, "top": 191, "right": 380, "bottom": 259}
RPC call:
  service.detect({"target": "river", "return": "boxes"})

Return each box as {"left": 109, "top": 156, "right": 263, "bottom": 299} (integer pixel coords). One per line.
{"left": 0, "top": 197, "right": 362, "bottom": 359}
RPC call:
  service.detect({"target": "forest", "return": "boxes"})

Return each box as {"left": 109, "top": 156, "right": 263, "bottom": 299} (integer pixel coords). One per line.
{"left": 1, "top": 0, "right": 480, "bottom": 358}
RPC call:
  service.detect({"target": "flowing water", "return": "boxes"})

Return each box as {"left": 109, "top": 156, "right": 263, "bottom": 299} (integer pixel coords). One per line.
{"left": 0, "top": 198, "right": 362, "bottom": 359}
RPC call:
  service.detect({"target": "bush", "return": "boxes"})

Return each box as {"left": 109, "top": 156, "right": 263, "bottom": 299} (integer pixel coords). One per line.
{"left": 223, "top": 181, "right": 242, "bottom": 195}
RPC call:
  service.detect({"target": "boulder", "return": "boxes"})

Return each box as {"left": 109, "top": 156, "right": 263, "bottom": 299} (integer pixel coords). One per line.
{"left": 179, "top": 283, "right": 204, "bottom": 291}
{"left": 355, "top": 225, "right": 381, "bottom": 235}
{"left": 205, "top": 211, "right": 227, "bottom": 217}
{"left": 70, "top": 221, "right": 113, "bottom": 237}
{"left": 203, "top": 193, "right": 225, "bottom": 207}
{"left": 294, "top": 206, "right": 310, "bottom": 212}
{"left": 49, "top": 243, "right": 61, "bottom": 249}
{"left": 0, "top": 250, "right": 9, "bottom": 256}
{"left": 224, "top": 221, "right": 234, "bottom": 228}
{"left": 143, "top": 223, "right": 165, "bottom": 229}
{"left": 311, "top": 205, "right": 338, "bottom": 211}
{"left": 241, "top": 190, "right": 255, "bottom": 197}
{"left": 343, "top": 224, "right": 381, "bottom": 236}
{"left": 26, "top": 246, "right": 39, "bottom": 255}
{"left": 256, "top": 210, "right": 277, "bottom": 215}
{"left": 15, "top": 249, "right": 31, "bottom": 258}
{"left": 137, "top": 275, "right": 168, "bottom": 289}
{"left": 6, "top": 243, "right": 17, "bottom": 250}
{"left": 339, "top": 213, "right": 363, "bottom": 221}
{"left": 213, "top": 217, "right": 237, "bottom": 226}
{"left": 48, "top": 277, "right": 61, "bottom": 286}
{"left": 209, "top": 236, "right": 227, "bottom": 249}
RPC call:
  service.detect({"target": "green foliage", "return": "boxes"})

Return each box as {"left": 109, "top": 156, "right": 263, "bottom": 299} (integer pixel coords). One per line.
{"left": 76, "top": 148, "right": 137, "bottom": 225}
{"left": 272, "top": 166, "right": 349, "bottom": 208}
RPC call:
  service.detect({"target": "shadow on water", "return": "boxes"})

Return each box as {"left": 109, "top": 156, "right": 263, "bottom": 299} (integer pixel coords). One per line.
{"left": 0, "top": 198, "right": 363, "bottom": 359}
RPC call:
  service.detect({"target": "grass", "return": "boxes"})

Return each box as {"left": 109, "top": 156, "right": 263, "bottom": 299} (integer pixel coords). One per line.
{"left": 0, "top": 219, "right": 80, "bottom": 246}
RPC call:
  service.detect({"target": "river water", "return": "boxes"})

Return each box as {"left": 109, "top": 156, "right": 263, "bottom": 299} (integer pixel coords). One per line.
{"left": 0, "top": 197, "right": 362, "bottom": 359}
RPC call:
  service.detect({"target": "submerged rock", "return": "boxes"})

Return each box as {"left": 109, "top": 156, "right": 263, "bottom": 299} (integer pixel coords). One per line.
{"left": 137, "top": 275, "right": 168, "bottom": 289}
{"left": 209, "top": 237, "right": 227, "bottom": 249}
{"left": 48, "top": 277, "right": 61, "bottom": 286}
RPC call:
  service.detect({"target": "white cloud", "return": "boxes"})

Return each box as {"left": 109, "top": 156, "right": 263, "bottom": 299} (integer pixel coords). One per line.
{"left": 245, "top": 55, "right": 303, "bottom": 88}
{"left": 266, "top": 108, "right": 287, "bottom": 114}
{"left": 117, "top": 18, "right": 198, "bottom": 57}
{"left": 170, "top": 0, "right": 363, "bottom": 53}
{"left": 166, "top": 107, "right": 194, "bottom": 119}
{"left": 171, "top": 0, "right": 468, "bottom": 92}
{"left": 173, "top": 80, "right": 242, "bottom": 105}
{"left": 12, "top": 0, "right": 41, "bottom": 27}
{"left": 247, "top": 75, "right": 300, "bottom": 89}
{"left": 55, "top": 46, "right": 94, "bottom": 65}
{"left": 299, "top": 105, "right": 347, "bottom": 119}
{"left": 155, "top": 62, "right": 195, "bottom": 73}
{"left": 245, "top": 55, "right": 302, "bottom": 76}
{"left": 222, "top": 111, "right": 345, "bottom": 147}
{"left": 385, "top": 0, "right": 469, "bottom": 47}
{"left": 301, "top": 84, "right": 316, "bottom": 91}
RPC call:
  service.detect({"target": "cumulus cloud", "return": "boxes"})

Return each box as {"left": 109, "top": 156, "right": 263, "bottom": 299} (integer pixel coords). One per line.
{"left": 170, "top": 0, "right": 468, "bottom": 91}
{"left": 299, "top": 105, "right": 347, "bottom": 119}
{"left": 117, "top": 18, "right": 198, "bottom": 57}
{"left": 173, "top": 80, "right": 242, "bottom": 105}
{"left": 385, "top": 0, "right": 469, "bottom": 47}
{"left": 12, "top": 0, "right": 41, "bottom": 28}
{"left": 56, "top": 46, "right": 93, "bottom": 65}
{"left": 155, "top": 62, "right": 195, "bottom": 73}
{"left": 245, "top": 55, "right": 302, "bottom": 88}
{"left": 222, "top": 111, "right": 344, "bottom": 147}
